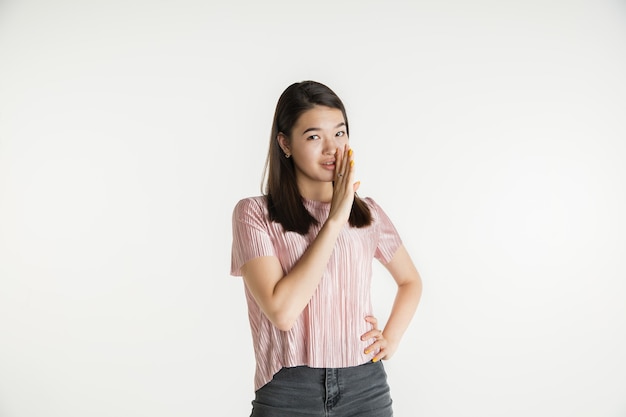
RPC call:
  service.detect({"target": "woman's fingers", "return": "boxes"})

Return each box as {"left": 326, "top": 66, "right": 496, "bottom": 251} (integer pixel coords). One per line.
{"left": 347, "top": 148, "right": 355, "bottom": 183}
{"left": 341, "top": 145, "right": 356, "bottom": 186}
{"left": 335, "top": 144, "right": 352, "bottom": 182}
{"left": 329, "top": 144, "right": 357, "bottom": 223}
{"left": 371, "top": 346, "right": 387, "bottom": 363}
{"left": 363, "top": 332, "right": 388, "bottom": 362}
{"left": 364, "top": 315, "right": 378, "bottom": 328}
{"left": 334, "top": 145, "right": 344, "bottom": 181}
{"left": 362, "top": 316, "right": 378, "bottom": 340}
{"left": 361, "top": 316, "right": 387, "bottom": 361}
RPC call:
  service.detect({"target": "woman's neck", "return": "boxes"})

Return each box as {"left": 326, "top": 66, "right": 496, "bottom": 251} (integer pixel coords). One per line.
{"left": 297, "top": 180, "right": 333, "bottom": 203}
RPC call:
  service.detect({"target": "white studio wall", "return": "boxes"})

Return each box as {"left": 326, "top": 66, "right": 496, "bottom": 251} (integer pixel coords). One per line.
{"left": 1, "top": 1, "right": 625, "bottom": 416}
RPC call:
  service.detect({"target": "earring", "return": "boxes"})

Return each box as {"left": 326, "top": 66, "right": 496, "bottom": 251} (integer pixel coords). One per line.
{"left": 285, "top": 153, "right": 291, "bottom": 158}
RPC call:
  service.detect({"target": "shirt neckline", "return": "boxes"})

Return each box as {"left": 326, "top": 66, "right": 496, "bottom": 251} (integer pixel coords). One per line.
{"left": 302, "top": 197, "right": 331, "bottom": 211}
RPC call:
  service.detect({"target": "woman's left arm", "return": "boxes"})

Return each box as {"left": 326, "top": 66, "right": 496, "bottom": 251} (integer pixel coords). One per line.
{"left": 362, "top": 244, "right": 422, "bottom": 361}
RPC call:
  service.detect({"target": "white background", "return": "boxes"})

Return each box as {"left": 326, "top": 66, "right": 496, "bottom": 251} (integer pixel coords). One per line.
{"left": 1, "top": 0, "right": 625, "bottom": 416}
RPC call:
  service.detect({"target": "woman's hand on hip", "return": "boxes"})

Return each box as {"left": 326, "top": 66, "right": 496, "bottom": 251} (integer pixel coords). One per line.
{"left": 361, "top": 316, "right": 398, "bottom": 362}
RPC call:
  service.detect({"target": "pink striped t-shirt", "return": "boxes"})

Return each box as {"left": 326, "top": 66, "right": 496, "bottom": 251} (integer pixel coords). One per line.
{"left": 230, "top": 196, "right": 402, "bottom": 391}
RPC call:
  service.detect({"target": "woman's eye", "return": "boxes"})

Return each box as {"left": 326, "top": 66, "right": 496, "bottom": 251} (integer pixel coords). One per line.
{"left": 336, "top": 131, "right": 345, "bottom": 137}
{"left": 307, "top": 135, "right": 320, "bottom": 140}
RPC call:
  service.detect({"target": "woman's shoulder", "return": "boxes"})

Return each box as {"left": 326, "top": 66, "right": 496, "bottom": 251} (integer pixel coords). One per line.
{"left": 360, "top": 195, "right": 382, "bottom": 211}
{"left": 235, "top": 195, "right": 267, "bottom": 206}
{"left": 232, "top": 195, "right": 269, "bottom": 219}
{"left": 359, "top": 195, "right": 395, "bottom": 222}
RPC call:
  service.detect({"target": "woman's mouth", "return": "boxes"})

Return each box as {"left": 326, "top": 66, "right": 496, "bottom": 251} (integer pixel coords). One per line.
{"left": 322, "top": 160, "right": 336, "bottom": 170}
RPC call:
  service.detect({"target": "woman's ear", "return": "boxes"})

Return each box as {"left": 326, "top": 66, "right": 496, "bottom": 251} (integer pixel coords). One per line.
{"left": 277, "top": 133, "right": 291, "bottom": 158}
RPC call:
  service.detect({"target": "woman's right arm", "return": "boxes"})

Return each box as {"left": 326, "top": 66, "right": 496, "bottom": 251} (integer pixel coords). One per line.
{"left": 241, "top": 217, "right": 344, "bottom": 331}
{"left": 241, "top": 145, "right": 357, "bottom": 331}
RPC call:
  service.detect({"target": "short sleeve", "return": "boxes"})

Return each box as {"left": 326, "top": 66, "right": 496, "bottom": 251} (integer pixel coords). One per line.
{"left": 230, "top": 197, "right": 276, "bottom": 276}
{"left": 366, "top": 197, "right": 403, "bottom": 264}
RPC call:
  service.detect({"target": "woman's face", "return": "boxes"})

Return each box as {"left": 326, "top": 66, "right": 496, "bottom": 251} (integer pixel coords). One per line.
{"left": 279, "top": 105, "right": 349, "bottom": 193}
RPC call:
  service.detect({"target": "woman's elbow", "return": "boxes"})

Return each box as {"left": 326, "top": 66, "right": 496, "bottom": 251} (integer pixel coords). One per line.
{"left": 268, "top": 309, "right": 297, "bottom": 332}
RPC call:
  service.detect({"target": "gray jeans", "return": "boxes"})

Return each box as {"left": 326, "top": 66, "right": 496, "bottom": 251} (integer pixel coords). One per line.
{"left": 250, "top": 360, "right": 393, "bottom": 417}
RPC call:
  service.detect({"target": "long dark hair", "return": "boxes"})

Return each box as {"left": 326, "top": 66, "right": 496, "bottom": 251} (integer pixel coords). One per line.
{"left": 262, "top": 80, "right": 372, "bottom": 235}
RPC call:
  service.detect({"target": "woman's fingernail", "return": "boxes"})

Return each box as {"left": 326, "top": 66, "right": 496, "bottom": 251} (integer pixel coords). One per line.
{"left": 350, "top": 160, "right": 354, "bottom": 167}
{"left": 348, "top": 149, "right": 353, "bottom": 157}
{"left": 372, "top": 357, "right": 379, "bottom": 363}
{"left": 365, "top": 350, "right": 370, "bottom": 354}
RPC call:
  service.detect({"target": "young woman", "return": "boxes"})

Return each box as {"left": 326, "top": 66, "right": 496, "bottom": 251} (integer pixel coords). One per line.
{"left": 231, "top": 80, "right": 422, "bottom": 416}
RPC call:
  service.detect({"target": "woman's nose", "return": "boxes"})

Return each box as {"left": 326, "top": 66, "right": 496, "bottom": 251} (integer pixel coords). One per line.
{"left": 322, "top": 136, "right": 339, "bottom": 154}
